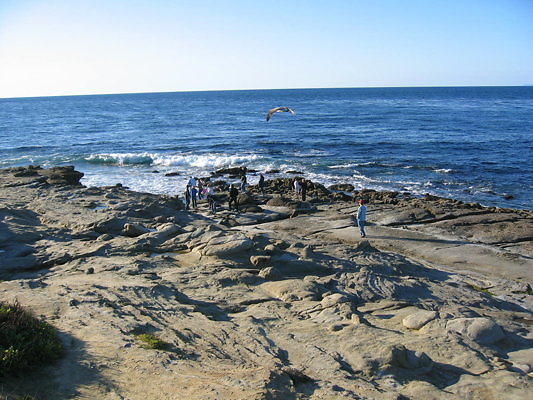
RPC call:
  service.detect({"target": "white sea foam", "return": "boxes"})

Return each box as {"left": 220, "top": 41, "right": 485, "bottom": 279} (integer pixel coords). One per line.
{"left": 184, "top": 154, "right": 259, "bottom": 168}
{"left": 434, "top": 168, "right": 453, "bottom": 173}
{"left": 293, "top": 149, "right": 333, "bottom": 158}
{"left": 86, "top": 152, "right": 260, "bottom": 168}
{"left": 328, "top": 163, "right": 359, "bottom": 169}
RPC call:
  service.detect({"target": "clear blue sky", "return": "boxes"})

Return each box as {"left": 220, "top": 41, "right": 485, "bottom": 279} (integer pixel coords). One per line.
{"left": 0, "top": 0, "right": 532, "bottom": 98}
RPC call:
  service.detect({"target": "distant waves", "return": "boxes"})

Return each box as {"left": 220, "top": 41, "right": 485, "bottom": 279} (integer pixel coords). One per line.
{"left": 84, "top": 152, "right": 260, "bottom": 168}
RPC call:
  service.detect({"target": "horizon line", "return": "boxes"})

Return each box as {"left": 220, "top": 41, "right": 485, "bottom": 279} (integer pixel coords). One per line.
{"left": 1, "top": 84, "right": 531, "bottom": 100}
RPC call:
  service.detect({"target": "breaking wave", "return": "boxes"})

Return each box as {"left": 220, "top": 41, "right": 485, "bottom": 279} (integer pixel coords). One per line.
{"left": 85, "top": 152, "right": 260, "bottom": 168}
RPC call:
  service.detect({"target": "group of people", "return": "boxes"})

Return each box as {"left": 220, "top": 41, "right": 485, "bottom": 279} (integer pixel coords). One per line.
{"left": 293, "top": 177, "right": 309, "bottom": 201}
{"left": 184, "top": 173, "right": 265, "bottom": 214}
{"left": 183, "top": 173, "right": 368, "bottom": 238}
{"left": 238, "top": 172, "right": 266, "bottom": 195}
{"left": 184, "top": 176, "right": 218, "bottom": 213}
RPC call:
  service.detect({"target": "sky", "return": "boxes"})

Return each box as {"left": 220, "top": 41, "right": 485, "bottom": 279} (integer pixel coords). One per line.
{"left": 0, "top": 0, "right": 532, "bottom": 98}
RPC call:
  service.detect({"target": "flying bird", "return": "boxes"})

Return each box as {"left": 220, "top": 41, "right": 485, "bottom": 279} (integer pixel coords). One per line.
{"left": 266, "top": 106, "right": 295, "bottom": 121}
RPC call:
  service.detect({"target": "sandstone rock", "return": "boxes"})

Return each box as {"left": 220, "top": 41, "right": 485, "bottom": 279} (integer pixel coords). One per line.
{"left": 97, "top": 233, "right": 113, "bottom": 241}
{"left": 250, "top": 255, "right": 271, "bottom": 268}
{"left": 202, "top": 234, "right": 253, "bottom": 256}
{"left": 401, "top": 381, "right": 443, "bottom": 400}
{"left": 271, "top": 258, "right": 329, "bottom": 276}
{"left": 402, "top": 310, "right": 438, "bottom": 330}
{"left": 11, "top": 166, "right": 40, "bottom": 177}
{"left": 261, "top": 279, "right": 320, "bottom": 301}
{"left": 141, "top": 223, "right": 182, "bottom": 242}
{"left": 328, "top": 323, "right": 345, "bottom": 332}
{"left": 273, "top": 240, "right": 290, "bottom": 249}
{"left": 263, "top": 244, "right": 279, "bottom": 254}
{"left": 506, "top": 348, "right": 533, "bottom": 374}
{"left": 380, "top": 344, "right": 434, "bottom": 375}
{"left": 237, "top": 193, "right": 255, "bottom": 205}
{"left": 328, "top": 183, "right": 355, "bottom": 192}
{"left": 125, "top": 268, "right": 140, "bottom": 275}
{"left": 446, "top": 317, "right": 505, "bottom": 344}
{"left": 219, "top": 216, "right": 239, "bottom": 227}
{"left": 378, "top": 208, "right": 435, "bottom": 226}
{"left": 258, "top": 267, "right": 281, "bottom": 280}
{"left": 243, "top": 205, "right": 263, "bottom": 213}
{"left": 1, "top": 165, "right": 532, "bottom": 400}
{"left": 320, "top": 293, "right": 350, "bottom": 308}
{"left": 280, "top": 366, "right": 313, "bottom": 385}
{"left": 301, "top": 246, "right": 314, "bottom": 259}
{"left": 288, "top": 242, "right": 304, "bottom": 250}
{"left": 38, "top": 166, "right": 84, "bottom": 185}
{"left": 340, "top": 349, "right": 374, "bottom": 376}
{"left": 358, "top": 300, "right": 409, "bottom": 313}
{"left": 90, "top": 217, "right": 127, "bottom": 234}
{"left": 313, "top": 302, "right": 354, "bottom": 324}
{"left": 329, "top": 191, "right": 352, "bottom": 202}
{"left": 213, "top": 166, "right": 248, "bottom": 176}
{"left": 266, "top": 196, "right": 293, "bottom": 207}
{"left": 122, "top": 223, "right": 151, "bottom": 237}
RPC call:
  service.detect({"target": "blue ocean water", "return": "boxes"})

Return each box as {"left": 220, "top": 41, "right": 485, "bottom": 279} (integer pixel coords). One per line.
{"left": 1, "top": 87, "right": 532, "bottom": 209}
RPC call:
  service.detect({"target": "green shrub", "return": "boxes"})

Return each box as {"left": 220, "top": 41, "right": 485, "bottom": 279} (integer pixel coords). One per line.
{"left": 135, "top": 333, "right": 168, "bottom": 350}
{"left": 0, "top": 301, "right": 62, "bottom": 375}
{"left": 469, "top": 284, "right": 494, "bottom": 296}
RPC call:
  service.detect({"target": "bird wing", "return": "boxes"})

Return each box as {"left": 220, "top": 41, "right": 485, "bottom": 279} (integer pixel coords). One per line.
{"left": 266, "top": 107, "right": 281, "bottom": 121}
{"left": 266, "top": 107, "right": 295, "bottom": 121}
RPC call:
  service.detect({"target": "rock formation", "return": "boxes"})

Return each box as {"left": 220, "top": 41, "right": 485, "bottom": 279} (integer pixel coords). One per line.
{"left": 0, "top": 166, "right": 531, "bottom": 399}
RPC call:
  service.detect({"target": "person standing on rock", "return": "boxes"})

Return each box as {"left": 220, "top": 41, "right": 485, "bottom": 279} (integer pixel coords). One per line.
{"left": 258, "top": 173, "right": 265, "bottom": 195}
{"left": 197, "top": 179, "right": 204, "bottom": 200}
{"left": 300, "top": 179, "right": 308, "bottom": 201}
{"left": 229, "top": 184, "right": 239, "bottom": 212}
{"left": 294, "top": 178, "right": 301, "bottom": 196}
{"left": 190, "top": 186, "right": 198, "bottom": 209}
{"left": 240, "top": 174, "right": 247, "bottom": 193}
{"left": 356, "top": 199, "right": 367, "bottom": 237}
{"left": 184, "top": 185, "right": 191, "bottom": 210}
{"left": 206, "top": 185, "right": 217, "bottom": 214}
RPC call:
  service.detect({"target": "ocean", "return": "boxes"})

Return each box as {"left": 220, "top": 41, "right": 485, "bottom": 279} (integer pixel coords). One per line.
{"left": 1, "top": 87, "right": 532, "bottom": 210}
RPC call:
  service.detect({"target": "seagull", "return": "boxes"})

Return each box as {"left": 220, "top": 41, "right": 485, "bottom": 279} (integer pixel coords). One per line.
{"left": 266, "top": 106, "right": 295, "bottom": 121}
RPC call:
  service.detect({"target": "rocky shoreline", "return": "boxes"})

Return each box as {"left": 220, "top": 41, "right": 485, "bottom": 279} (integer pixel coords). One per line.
{"left": 0, "top": 165, "right": 531, "bottom": 399}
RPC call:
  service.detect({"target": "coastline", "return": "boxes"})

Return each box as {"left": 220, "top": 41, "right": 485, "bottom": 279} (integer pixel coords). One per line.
{"left": 3, "top": 86, "right": 532, "bottom": 211}
{"left": 1, "top": 165, "right": 531, "bottom": 399}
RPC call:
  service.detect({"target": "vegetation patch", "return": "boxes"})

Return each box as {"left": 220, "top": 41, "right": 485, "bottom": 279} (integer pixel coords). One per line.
{"left": 134, "top": 333, "right": 169, "bottom": 350}
{"left": 469, "top": 284, "right": 494, "bottom": 296}
{"left": 0, "top": 301, "right": 62, "bottom": 375}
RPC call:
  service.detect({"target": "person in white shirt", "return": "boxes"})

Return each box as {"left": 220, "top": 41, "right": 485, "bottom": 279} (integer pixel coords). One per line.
{"left": 294, "top": 178, "right": 301, "bottom": 195}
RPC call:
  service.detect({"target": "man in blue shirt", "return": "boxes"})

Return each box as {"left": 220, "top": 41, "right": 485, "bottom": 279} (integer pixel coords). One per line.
{"left": 356, "top": 199, "right": 367, "bottom": 237}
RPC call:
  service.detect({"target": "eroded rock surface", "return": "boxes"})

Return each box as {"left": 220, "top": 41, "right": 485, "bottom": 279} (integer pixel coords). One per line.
{"left": 1, "top": 166, "right": 531, "bottom": 400}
